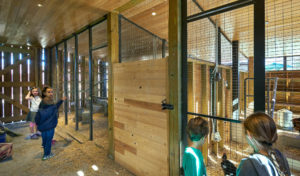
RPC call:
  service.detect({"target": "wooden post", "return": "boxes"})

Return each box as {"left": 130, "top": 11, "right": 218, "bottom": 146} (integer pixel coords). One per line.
{"left": 201, "top": 64, "right": 209, "bottom": 164}
{"left": 218, "top": 69, "right": 226, "bottom": 149}
{"left": 169, "top": 0, "right": 185, "bottom": 174}
{"left": 107, "top": 12, "right": 119, "bottom": 159}
{"left": 188, "top": 62, "right": 194, "bottom": 120}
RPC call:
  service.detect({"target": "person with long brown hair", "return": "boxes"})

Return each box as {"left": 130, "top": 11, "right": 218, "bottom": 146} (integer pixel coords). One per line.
{"left": 237, "top": 112, "right": 291, "bottom": 176}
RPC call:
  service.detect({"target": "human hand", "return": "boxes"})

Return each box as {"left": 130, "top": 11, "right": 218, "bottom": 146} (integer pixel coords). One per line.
{"left": 61, "top": 96, "right": 67, "bottom": 101}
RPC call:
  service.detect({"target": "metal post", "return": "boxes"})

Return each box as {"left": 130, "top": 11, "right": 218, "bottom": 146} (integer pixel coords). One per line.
{"left": 254, "top": 0, "right": 265, "bottom": 112}
{"left": 181, "top": 0, "right": 188, "bottom": 164}
{"left": 217, "top": 27, "right": 221, "bottom": 65}
{"left": 283, "top": 56, "right": 287, "bottom": 71}
{"left": 232, "top": 41, "right": 239, "bottom": 119}
{"left": 49, "top": 48, "right": 52, "bottom": 86}
{"left": 63, "top": 41, "right": 68, "bottom": 125}
{"left": 162, "top": 39, "right": 166, "bottom": 58}
{"left": 55, "top": 46, "right": 59, "bottom": 102}
{"left": 74, "top": 34, "right": 79, "bottom": 130}
{"left": 88, "top": 27, "right": 93, "bottom": 141}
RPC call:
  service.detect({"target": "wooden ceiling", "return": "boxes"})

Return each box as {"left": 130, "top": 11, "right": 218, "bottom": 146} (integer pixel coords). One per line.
{"left": 0, "top": 0, "right": 129, "bottom": 47}
{"left": 1, "top": 0, "right": 300, "bottom": 60}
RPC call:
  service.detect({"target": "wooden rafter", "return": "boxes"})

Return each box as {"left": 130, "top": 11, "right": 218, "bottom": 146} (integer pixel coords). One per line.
{"left": 0, "top": 93, "right": 29, "bottom": 113}
{"left": 0, "top": 82, "right": 35, "bottom": 87}
{"left": 0, "top": 55, "right": 31, "bottom": 75}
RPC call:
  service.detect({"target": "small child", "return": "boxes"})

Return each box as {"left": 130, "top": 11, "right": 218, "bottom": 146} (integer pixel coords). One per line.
{"left": 25, "top": 87, "right": 42, "bottom": 138}
{"left": 183, "top": 117, "right": 209, "bottom": 176}
{"left": 35, "top": 86, "right": 66, "bottom": 161}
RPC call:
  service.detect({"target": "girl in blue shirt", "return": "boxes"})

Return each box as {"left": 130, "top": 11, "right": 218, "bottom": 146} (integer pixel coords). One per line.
{"left": 183, "top": 117, "right": 209, "bottom": 176}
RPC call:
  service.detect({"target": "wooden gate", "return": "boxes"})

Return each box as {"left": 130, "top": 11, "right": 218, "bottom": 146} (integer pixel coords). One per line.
{"left": 113, "top": 58, "right": 169, "bottom": 176}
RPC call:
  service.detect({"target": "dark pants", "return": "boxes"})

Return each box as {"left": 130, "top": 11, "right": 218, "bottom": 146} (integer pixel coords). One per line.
{"left": 41, "top": 128, "right": 54, "bottom": 156}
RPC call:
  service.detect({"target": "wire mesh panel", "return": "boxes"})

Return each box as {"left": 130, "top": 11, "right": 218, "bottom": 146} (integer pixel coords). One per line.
{"left": 186, "top": 0, "right": 300, "bottom": 175}
{"left": 265, "top": 0, "right": 300, "bottom": 173}
{"left": 119, "top": 15, "right": 166, "bottom": 62}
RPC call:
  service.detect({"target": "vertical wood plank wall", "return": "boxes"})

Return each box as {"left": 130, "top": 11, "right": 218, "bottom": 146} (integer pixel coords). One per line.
{"left": 0, "top": 47, "right": 39, "bottom": 123}
{"left": 113, "top": 58, "right": 169, "bottom": 176}
{"left": 188, "top": 61, "right": 238, "bottom": 161}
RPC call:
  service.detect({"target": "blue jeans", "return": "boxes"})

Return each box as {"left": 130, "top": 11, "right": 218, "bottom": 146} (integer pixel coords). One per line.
{"left": 41, "top": 128, "right": 55, "bottom": 156}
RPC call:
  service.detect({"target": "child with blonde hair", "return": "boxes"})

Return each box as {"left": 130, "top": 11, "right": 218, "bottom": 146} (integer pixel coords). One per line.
{"left": 25, "top": 87, "right": 41, "bottom": 138}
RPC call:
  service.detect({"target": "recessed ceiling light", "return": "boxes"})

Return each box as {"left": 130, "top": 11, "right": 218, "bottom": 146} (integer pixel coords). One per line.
{"left": 37, "top": 4, "right": 43, "bottom": 7}
{"left": 152, "top": 12, "right": 156, "bottom": 16}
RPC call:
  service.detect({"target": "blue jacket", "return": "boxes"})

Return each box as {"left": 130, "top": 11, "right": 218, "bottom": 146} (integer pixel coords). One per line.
{"left": 35, "top": 100, "right": 63, "bottom": 132}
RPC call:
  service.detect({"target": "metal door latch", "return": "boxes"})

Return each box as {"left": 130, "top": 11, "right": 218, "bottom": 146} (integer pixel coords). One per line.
{"left": 161, "top": 99, "right": 174, "bottom": 110}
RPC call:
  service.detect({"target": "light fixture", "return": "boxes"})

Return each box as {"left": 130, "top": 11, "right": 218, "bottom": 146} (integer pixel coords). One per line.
{"left": 37, "top": 4, "right": 43, "bottom": 7}
{"left": 265, "top": 21, "right": 269, "bottom": 25}
{"left": 152, "top": 12, "right": 156, "bottom": 16}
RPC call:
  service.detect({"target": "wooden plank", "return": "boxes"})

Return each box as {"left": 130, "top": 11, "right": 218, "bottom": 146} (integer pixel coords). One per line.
{"left": 0, "top": 93, "right": 29, "bottom": 113}
{"left": 31, "top": 48, "right": 37, "bottom": 87}
{"left": 0, "top": 82, "right": 35, "bottom": 87}
{"left": 21, "top": 53, "right": 29, "bottom": 112}
{"left": 108, "top": 11, "right": 119, "bottom": 159}
{"left": 124, "top": 98, "right": 162, "bottom": 112}
{"left": 13, "top": 52, "right": 20, "bottom": 117}
{"left": 0, "top": 46, "right": 33, "bottom": 55}
{"left": 4, "top": 52, "right": 11, "bottom": 117}
{"left": 0, "top": 115, "right": 27, "bottom": 123}
{"left": 115, "top": 0, "right": 145, "bottom": 13}
{"left": 0, "top": 55, "right": 29, "bottom": 75}
{"left": 200, "top": 64, "right": 209, "bottom": 164}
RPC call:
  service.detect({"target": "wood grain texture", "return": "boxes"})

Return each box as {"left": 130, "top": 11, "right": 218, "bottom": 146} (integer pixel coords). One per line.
{"left": 113, "top": 58, "right": 168, "bottom": 176}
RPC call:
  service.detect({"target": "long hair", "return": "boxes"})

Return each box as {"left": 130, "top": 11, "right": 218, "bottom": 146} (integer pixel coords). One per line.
{"left": 186, "top": 117, "right": 209, "bottom": 141}
{"left": 244, "top": 112, "right": 290, "bottom": 175}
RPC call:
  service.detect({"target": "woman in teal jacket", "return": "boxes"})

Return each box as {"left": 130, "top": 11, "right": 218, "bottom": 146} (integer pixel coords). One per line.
{"left": 183, "top": 117, "right": 209, "bottom": 176}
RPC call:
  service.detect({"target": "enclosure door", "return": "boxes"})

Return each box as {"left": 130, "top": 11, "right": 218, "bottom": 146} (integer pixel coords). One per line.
{"left": 113, "top": 58, "right": 169, "bottom": 176}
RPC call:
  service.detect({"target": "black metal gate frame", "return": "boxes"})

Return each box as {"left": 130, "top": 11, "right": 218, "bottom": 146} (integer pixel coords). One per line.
{"left": 181, "top": 0, "right": 265, "bottom": 151}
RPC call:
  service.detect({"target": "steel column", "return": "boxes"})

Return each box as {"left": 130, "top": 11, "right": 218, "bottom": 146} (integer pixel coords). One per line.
{"left": 181, "top": 0, "right": 188, "bottom": 164}
{"left": 74, "top": 34, "right": 79, "bottom": 130}
{"left": 254, "top": 0, "right": 265, "bottom": 112}
{"left": 63, "top": 41, "right": 68, "bottom": 125}
{"left": 88, "top": 27, "right": 93, "bottom": 141}
{"left": 232, "top": 40, "right": 239, "bottom": 119}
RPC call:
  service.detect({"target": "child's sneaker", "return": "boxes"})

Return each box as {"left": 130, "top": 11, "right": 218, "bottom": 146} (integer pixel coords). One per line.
{"left": 42, "top": 155, "right": 49, "bottom": 161}
{"left": 36, "top": 131, "right": 42, "bottom": 136}
{"left": 30, "top": 134, "right": 39, "bottom": 139}
{"left": 48, "top": 153, "right": 55, "bottom": 158}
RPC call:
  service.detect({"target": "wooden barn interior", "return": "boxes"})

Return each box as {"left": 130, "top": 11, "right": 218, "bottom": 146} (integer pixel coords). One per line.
{"left": 0, "top": 0, "right": 300, "bottom": 175}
